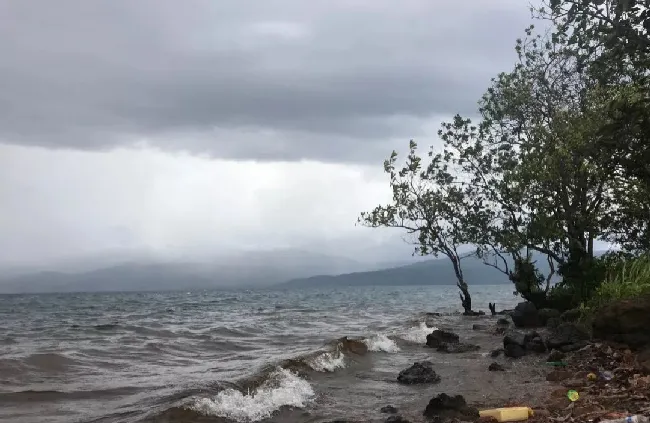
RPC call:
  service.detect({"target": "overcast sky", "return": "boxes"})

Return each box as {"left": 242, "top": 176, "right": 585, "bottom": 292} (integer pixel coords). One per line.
{"left": 0, "top": 0, "right": 533, "bottom": 268}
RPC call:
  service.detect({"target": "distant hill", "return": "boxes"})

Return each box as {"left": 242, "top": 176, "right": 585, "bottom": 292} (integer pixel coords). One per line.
{"left": 0, "top": 250, "right": 383, "bottom": 294}
{"left": 278, "top": 252, "right": 558, "bottom": 288}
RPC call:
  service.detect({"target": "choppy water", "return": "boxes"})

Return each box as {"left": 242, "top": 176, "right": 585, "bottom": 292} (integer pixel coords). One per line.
{"left": 0, "top": 285, "right": 546, "bottom": 423}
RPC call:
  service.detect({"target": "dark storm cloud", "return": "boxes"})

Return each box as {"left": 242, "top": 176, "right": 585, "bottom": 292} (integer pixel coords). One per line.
{"left": 0, "top": 0, "right": 532, "bottom": 162}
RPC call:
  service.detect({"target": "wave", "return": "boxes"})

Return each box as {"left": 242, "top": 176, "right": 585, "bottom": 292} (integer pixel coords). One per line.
{"left": 397, "top": 322, "right": 436, "bottom": 344}
{"left": 306, "top": 351, "right": 346, "bottom": 372}
{"left": 362, "top": 334, "right": 400, "bottom": 353}
{"left": 191, "top": 368, "right": 315, "bottom": 422}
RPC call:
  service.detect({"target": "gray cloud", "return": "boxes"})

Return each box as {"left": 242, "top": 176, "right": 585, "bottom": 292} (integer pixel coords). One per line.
{"left": 0, "top": 0, "right": 532, "bottom": 162}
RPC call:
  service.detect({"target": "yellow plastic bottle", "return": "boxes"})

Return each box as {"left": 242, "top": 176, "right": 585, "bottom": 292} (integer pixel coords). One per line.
{"left": 478, "top": 407, "right": 534, "bottom": 422}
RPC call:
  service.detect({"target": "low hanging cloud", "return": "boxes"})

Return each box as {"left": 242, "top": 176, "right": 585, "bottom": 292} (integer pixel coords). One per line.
{"left": 0, "top": 0, "right": 532, "bottom": 163}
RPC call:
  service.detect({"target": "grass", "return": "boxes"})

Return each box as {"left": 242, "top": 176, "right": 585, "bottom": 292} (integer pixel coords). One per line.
{"left": 586, "top": 253, "right": 650, "bottom": 310}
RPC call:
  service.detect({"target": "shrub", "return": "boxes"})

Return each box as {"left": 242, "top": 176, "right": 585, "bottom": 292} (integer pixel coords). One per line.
{"left": 587, "top": 253, "right": 650, "bottom": 310}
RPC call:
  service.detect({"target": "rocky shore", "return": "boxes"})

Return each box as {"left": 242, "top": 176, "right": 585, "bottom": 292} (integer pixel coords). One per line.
{"left": 346, "top": 296, "right": 650, "bottom": 423}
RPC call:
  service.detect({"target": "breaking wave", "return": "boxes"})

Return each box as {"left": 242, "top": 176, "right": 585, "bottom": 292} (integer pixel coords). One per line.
{"left": 306, "top": 351, "right": 346, "bottom": 372}
{"left": 363, "top": 334, "right": 400, "bottom": 353}
{"left": 398, "top": 322, "right": 436, "bottom": 344}
{"left": 191, "top": 368, "right": 315, "bottom": 422}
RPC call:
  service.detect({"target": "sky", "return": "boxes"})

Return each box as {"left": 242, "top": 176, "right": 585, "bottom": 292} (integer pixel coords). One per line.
{"left": 0, "top": 0, "right": 534, "bottom": 269}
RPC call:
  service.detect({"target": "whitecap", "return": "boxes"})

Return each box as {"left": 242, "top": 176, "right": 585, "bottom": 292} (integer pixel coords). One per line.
{"left": 307, "top": 351, "right": 346, "bottom": 372}
{"left": 191, "top": 368, "right": 315, "bottom": 422}
{"left": 363, "top": 334, "right": 400, "bottom": 353}
{"left": 398, "top": 322, "right": 436, "bottom": 344}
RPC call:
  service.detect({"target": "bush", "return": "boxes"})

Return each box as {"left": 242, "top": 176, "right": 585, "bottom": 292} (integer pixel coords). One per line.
{"left": 587, "top": 253, "right": 650, "bottom": 310}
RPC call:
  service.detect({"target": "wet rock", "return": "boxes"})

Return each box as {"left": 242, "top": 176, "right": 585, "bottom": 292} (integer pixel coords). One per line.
{"left": 464, "top": 310, "right": 486, "bottom": 316}
{"left": 496, "top": 317, "right": 510, "bottom": 326}
{"left": 545, "top": 322, "right": 590, "bottom": 350}
{"left": 504, "top": 343, "right": 526, "bottom": 358}
{"left": 385, "top": 416, "right": 411, "bottom": 423}
{"left": 546, "top": 317, "right": 561, "bottom": 330}
{"left": 490, "top": 348, "right": 504, "bottom": 358}
{"left": 381, "top": 406, "right": 398, "bottom": 414}
{"left": 423, "top": 393, "right": 479, "bottom": 421}
{"left": 426, "top": 329, "right": 460, "bottom": 348}
{"left": 547, "top": 349, "right": 566, "bottom": 362}
{"left": 538, "top": 308, "right": 561, "bottom": 326}
{"left": 397, "top": 361, "right": 441, "bottom": 385}
{"left": 436, "top": 342, "right": 480, "bottom": 353}
{"left": 503, "top": 330, "right": 526, "bottom": 348}
{"left": 511, "top": 301, "right": 540, "bottom": 328}
{"left": 426, "top": 312, "right": 442, "bottom": 317}
{"left": 472, "top": 324, "right": 488, "bottom": 331}
{"left": 488, "top": 362, "right": 505, "bottom": 371}
{"left": 494, "top": 327, "right": 507, "bottom": 335}
{"left": 525, "top": 336, "right": 547, "bottom": 353}
{"left": 592, "top": 295, "right": 650, "bottom": 349}
{"left": 561, "top": 308, "right": 581, "bottom": 323}
{"left": 336, "top": 337, "right": 369, "bottom": 355}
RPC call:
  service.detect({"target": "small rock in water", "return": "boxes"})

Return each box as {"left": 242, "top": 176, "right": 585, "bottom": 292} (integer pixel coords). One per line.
{"left": 397, "top": 361, "right": 441, "bottom": 385}
{"left": 426, "top": 329, "right": 460, "bottom": 348}
{"left": 380, "top": 405, "right": 398, "bottom": 414}
{"left": 472, "top": 324, "right": 487, "bottom": 331}
{"left": 490, "top": 348, "right": 504, "bottom": 358}
{"left": 385, "top": 416, "right": 411, "bottom": 423}
{"left": 423, "top": 393, "right": 479, "bottom": 420}
{"left": 488, "top": 362, "right": 505, "bottom": 371}
{"left": 436, "top": 342, "right": 481, "bottom": 354}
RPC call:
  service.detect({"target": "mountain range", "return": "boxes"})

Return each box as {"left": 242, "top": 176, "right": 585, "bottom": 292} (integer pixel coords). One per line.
{"left": 0, "top": 249, "right": 561, "bottom": 294}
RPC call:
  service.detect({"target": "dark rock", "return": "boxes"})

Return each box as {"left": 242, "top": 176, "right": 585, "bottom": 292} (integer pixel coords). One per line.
{"left": 504, "top": 343, "right": 526, "bottom": 358}
{"left": 426, "top": 312, "right": 442, "bottom": 317}
{"left": 503, "top": 330, "right": 526, "bottom": 348}
{"left": 488, "top": 362, "right": 505, "bottom": 371}
{"left": 559, "top": 340, "right": 589, "bottom": 352}
{"left": 546, "top": 317, "right": 561, "bottom": 330}
{"left": 525, "top": 337, "right": 548, "bottom": 353}
{"left": 592, "top": 296, "right": 650, "bottom": 349}
{"left": 496, "top": 317, "right": 510, "bottom": 326}
{"left": 385, "top": 416, "right": 411, "bottom": 423}
{"left": 463, "top": 310, "right": 486, "bottom": 316}
{"left": 546, "top": 322, "right": 590, "bottom": 350}
{"left": 490, "top": 348, "right": 504, "bottom": 358}
{"left": 436, "top": 342, "right": 480, "bottom": 353}
{"left": 494, "top": 327, "right": 507, "bottom": 335}
{"left": 561, "top": 309, "right": 581, "bottom": 323}
{"left": 538, "top": 308, "right": 561, "bottom": 326}
{"left": 381, "top": 405, "right": 398, "bottom": 414}
{"left": 426, "top": 329, "right": 460, "bottom": 348}
{"left": 511, "top": 301, "right": 540, "bottom": 328}
{"left": 397, "top": 361, "right": 441, "bottom": 385}
{"left": 547, "top": 349, "right": 566, "bottom": 362}
{"left": 524, "top": 331, "right": 540, "bottom": 343}
{"left": 472, "top": 324, "right": 488, "bottom": 331}
{"left": 423, "top": 393, "right": 479, "bottom": 421}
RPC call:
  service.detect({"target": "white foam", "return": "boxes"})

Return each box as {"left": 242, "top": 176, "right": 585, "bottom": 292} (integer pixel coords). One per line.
{"left": 307, "top": 351, "right": 346, "bottom": 372}
{"left": 398, "top": 322, "right": 436, "bottom": 344}
{"left": 191, "top": 368, "right": 315, "bottom": 422}
{"left": 363, "top": 334, "right": 400, "bottom": 353}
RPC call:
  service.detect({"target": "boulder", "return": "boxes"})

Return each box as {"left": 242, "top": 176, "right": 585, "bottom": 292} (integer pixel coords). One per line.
{"left": 426, "top": 329, "right": 460, "bottom": 348}
{"left": 525, "top": 336, "right": 548, "bottom": 354}
{"left": 592, "top": 296, "right": 650, "bottom": 349}
{"left": 546, "top": 322, "right": 590, "bottom": 351}
{"left": 436, "top": 342, "right": 480, "bottom": 354}
{"left": 538, "top": 308, "right": 561, "bottom": 326}
{"left": 496, "top": 317, "right": 511, "bottom": 326}
{"left": 546, "top": 317, "right": 561, "bottom": 330}
{"left": 504, "top": 330, "right": 526, "bottom": 348}
{"left": 423, "top": 393, "right": 479, "bottom": 421}
{"left": 561, "top": 309, "right": 581, "bottom": 323}
{"left": 381, "top": 406, "right": 398, "bottom": 414}
{"left": 504, "top": 343, "right": 527, "bottom": 358}
{"left": 397, "top": 361, "right": 441, "bottom": 385}
{"left": 488, "top": 362, "right": 505, "bottom": 372}
{"left": 511, "top": 302, "right": 540, "bottom": 328}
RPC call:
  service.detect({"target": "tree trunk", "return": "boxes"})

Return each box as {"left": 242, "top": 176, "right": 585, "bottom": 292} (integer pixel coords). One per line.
{"left": 458, "top": 281, "right": 472, "bottom": 313}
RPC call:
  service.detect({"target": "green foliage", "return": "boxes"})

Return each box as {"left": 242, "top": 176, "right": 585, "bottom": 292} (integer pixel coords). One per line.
{"left": 587, "top": 254, "right": 650, "bottom": 310}
{"left": 509, "top": 255, "right": 548, "bottom": 308}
